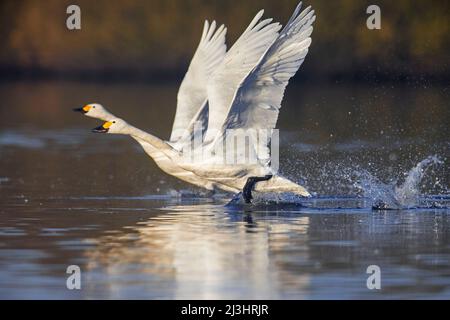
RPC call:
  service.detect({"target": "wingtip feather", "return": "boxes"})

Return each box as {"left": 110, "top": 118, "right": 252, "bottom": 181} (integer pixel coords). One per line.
{"left": 202, "top": 20, "right": 209, "bottom": 41}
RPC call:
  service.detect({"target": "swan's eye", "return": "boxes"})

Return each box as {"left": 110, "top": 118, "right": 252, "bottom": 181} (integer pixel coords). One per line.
{"left": 113, "top": 121, "right": 116, "bottom": 123}
{"left": 93, "top": 106, "right": 96, "bottom": 108}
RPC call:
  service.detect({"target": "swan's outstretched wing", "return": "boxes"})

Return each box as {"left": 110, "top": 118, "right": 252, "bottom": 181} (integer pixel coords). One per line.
{"left": 171, "top": 100, "right": 209, "bottom": 151}
{"left": 204, "top": 10, "right": 282, "bottom": 142}
{"left": 217, "top": 3, "right": 315, "bottom": 163}
{"left": 170, "top": 21, "right": 227, "bottom": 142}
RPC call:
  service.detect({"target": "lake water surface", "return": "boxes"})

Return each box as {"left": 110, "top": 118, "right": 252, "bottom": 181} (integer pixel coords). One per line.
{"left": 0, "top": 80, "right": 449, "bottom": 299}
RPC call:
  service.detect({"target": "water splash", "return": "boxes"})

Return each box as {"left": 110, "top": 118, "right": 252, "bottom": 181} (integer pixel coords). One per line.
{"left": 354, "top": 156, "right": 443, "bottom": 209}
{"left": 225, "top": 156, "right": 445, "bottom": 209}
{"left": 394, "top": 156, "right": 444, "bottom": 207}
{"left": 225, "top": 192, "right": 306, "bottom": 210}
{"left": 165, "top": 188, "right": 230, "bottom": 199}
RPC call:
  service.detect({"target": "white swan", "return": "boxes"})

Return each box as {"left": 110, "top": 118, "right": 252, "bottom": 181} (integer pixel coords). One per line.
{"left": 75, "top": 2, "right": 315, "bottom": 203}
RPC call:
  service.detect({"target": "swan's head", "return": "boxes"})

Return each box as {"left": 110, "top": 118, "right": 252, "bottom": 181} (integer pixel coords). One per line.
{"left": 92, "top": 119, "right": 128, "bottom": 134}
{"left": 73, "top": 103, "right": 114, "bottom": 121}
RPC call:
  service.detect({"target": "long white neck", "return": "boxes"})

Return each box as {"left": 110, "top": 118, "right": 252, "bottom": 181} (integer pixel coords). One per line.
{"left": 90, "top": 109, "right": 176, "bottom": 154}
{"left": 122, "top": 124, "right": 172, "bottom": 152}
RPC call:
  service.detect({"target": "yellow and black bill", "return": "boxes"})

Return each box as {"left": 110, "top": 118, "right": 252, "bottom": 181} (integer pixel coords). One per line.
{"left": 92, "top": 121, "right": 112, "bottom": 133}
{"left": 73, "top": 105, "right": 91, "bottom": 114}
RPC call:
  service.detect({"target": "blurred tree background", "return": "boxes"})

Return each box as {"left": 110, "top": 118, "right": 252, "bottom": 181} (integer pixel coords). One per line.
{"left": 0, "top": 0, "right": 448, "bottom": 82}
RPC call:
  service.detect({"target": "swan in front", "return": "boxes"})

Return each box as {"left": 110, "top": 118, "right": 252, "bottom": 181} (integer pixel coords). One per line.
{"left": 74, "top": 2, "right": 315, "bottom": 203}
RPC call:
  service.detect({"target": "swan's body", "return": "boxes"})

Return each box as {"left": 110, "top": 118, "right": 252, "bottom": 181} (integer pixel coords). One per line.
{"left": 75, "top": 2, "right": 315, "bottom": 202}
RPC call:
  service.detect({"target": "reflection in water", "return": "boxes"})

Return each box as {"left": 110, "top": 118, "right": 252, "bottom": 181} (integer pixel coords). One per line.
{"left": 1, "top": 198, "right": 449, "bottom": 299}
{"left": 81, "top": 204, "right": 311, "bottom": 299}
{"left": 0, "top": 81, "right": 449, "bottom": 299}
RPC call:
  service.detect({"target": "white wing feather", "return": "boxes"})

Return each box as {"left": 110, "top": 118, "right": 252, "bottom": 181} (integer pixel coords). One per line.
{"left": 204, "top": 10, "right": 282, "bottom": 142}
{"left": 218, "top": 3, "right": 315, "bottom": 163}
{"left": 170, "top": 20, "right": 227, "bottom": 142}
{"left": 171, "top": 100, "right": 209, "bottom": 151}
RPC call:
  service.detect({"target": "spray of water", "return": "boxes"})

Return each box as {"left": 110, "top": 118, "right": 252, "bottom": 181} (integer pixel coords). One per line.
{"left": 354, "top": 156, "right": 443, "bottom": 209}
{"left": 225, "top": 191, "right": 308, "bottom": 209}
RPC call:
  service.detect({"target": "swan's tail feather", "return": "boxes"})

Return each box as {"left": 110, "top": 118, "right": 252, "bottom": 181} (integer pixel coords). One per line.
{"left": 253, "top": 175, "right": 311, "bottom": 197}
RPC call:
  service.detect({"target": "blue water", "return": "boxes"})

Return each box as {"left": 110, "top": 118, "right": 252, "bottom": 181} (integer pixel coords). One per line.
{"left": 0, "top": 81, "right": 448, "bottom": 299}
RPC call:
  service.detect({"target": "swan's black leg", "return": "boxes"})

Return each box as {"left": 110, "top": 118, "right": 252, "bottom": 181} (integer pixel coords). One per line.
{"left": 243, "top": 178, "right": 257, "bottom": 203}
{"left": 242, "top": 175, "right": 273, "bottom": 203}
